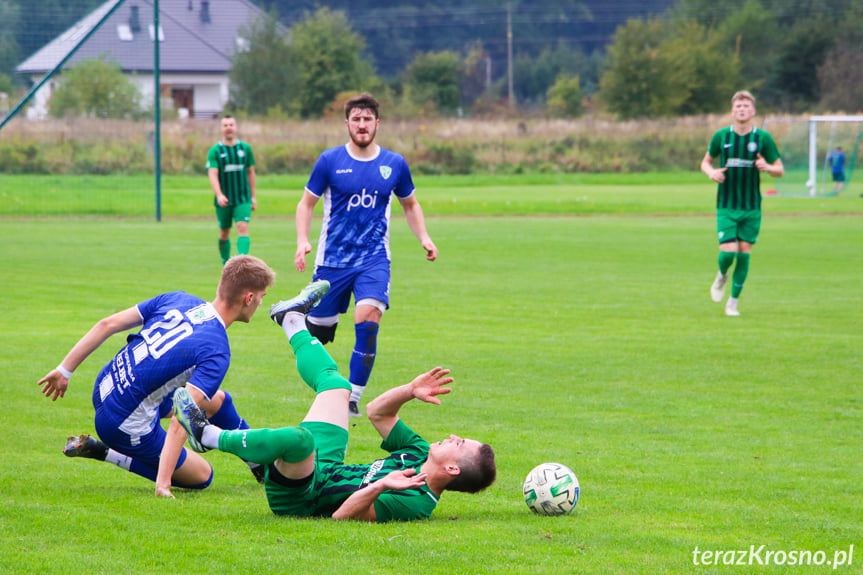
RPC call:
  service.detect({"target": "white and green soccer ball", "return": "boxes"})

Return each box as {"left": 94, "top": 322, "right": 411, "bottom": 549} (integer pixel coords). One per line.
{"left": 523, "top": 462, "right": 579, "bottom": 516}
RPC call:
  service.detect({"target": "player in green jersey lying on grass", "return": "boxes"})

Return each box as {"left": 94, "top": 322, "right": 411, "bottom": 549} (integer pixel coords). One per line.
{"left": 168, "top": 280, "right": 496, "bottom": 522}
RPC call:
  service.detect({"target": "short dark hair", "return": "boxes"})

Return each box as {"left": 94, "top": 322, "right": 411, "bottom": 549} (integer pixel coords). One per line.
{"left": 344, "top": 93, "right": 380, "bottom": 119}
{"left": 446, "top": 443, "right": 496, "bottom": 493}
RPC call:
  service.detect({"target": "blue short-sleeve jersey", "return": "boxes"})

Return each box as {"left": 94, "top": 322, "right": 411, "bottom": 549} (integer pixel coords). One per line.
{"left": 94, "top": 291, "right": 230, "bottom": 439}
{"left": 305, "top": 144, "right": 415, "bottom": 269}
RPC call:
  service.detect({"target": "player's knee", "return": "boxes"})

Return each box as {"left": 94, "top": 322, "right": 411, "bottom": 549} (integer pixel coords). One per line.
{"left": 306, "top": 317, "right": 337, "bottom": 344}
{"left": 176, "top": 466, "right": 214, "bottom": 490}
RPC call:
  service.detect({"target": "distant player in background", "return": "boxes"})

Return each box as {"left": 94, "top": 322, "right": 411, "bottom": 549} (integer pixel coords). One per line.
{"left": 828, "top": 146, "right": 845, "bottom": 195}
{"left": 294, "top": 93, "right": 438, "bottom": 416}
{"left": 207, "top": 115, "right": 257, "bottom": 265}
{"left": 700, "top": 90, "right": 784, "bottom": 316}
{"left": 37, "top": 255, "right": 275, "bottom": 495}
{"left": 170, "top": 282, "right": 496, "bottom": 519}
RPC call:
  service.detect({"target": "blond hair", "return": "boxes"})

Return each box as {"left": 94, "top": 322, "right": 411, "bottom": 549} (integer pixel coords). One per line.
{"left": 731, "top": 90, "right": 756, "bottom": 106}
{"left": 218, "top": 255, "right": 275, "bottom": 305}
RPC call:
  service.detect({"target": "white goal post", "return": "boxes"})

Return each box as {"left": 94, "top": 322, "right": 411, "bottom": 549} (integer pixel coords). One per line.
{"left": 806, "top": 115, "right": 863, "bottom": 196}
{"left": 762, "top": 115, "right": 863, "bottom": 197}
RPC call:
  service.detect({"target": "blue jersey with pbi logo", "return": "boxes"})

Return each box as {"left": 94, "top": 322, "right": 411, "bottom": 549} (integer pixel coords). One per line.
{"left": 305, "top": 144, "right": 415, "bottom": 269}
{"left": 92, "top": 291, "right": 230, "bottom": 440}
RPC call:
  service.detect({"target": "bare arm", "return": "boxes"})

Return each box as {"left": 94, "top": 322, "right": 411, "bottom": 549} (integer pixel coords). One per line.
{"left": 155, "top": 417, "right": 187, "bottom": 498}
{"left": 295, "top": 191, "right": 319, "bottom": 272}
{"left": 209, "top": 167, "right": 228, "bottom": 207}
{"left": 331, "top": 469, "right": 428, "bottom": 521}
{"left": 37, "top": 306, "right": 143, "bottom": 401}
{"left": 701, "top": 152, "right": 727, "bottom": 183}
{"left": 155, "top": 386, "right": 208, "bottom": 498}
{"left": 248, "top": 166, "right": 257, "bottom": 210}
{"left": 755, "top": 154, "right": 784, "bottom": 178}
{"left": 366, "top": 367, "right": 453, "bottom": 441}
{"left": 399, "top": 195, "right": 438, "bottom": 261}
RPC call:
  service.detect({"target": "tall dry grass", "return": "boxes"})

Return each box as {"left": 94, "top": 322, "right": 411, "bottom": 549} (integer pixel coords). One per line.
{"left": 0, "top": 113, "right": 796, "bottom": 175}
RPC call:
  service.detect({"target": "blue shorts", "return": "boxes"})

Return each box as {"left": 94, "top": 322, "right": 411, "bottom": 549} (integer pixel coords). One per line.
{"left": 91, "top": 366, "right": 189, "bottom": 471}
{"left": 309, "top": 258, "right": 391, "bottom": 319}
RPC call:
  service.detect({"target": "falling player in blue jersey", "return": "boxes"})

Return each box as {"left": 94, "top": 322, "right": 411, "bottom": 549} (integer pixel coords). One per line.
{"left": 295, "top": 93, "right": 438, "bottom": 417}
{"left": 37, "top": 255, "right": 276, "bottom": 496}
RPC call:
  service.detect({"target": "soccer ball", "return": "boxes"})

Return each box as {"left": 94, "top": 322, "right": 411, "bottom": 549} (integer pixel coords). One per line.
{"left": 523, "top": 462, "right": 579, "bottom": 516}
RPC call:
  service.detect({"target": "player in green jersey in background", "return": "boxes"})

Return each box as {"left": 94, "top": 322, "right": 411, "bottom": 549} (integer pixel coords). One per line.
{"left": 172, "top": 280, "right": 496, "bottom": 522}
{"left": 700, "top": 91, "right": 784, "bottom": 316}
{"left": 207, "top": 116, "right": 257, "bottom": 265}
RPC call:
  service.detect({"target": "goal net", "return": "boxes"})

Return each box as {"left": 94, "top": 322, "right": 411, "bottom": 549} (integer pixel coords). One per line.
{"left": 762, "top": 115, "right": 863, "bottom": 197}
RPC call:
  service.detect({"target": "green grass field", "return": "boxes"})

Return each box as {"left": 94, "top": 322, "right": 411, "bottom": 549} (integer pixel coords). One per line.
{"left": 1, "top": 176, "right": 861, "bottom": 574}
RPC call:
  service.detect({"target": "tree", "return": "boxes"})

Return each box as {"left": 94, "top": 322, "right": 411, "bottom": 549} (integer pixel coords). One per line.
{"left": 599, "top": 17, "right": 741, "bottom": 118}
{"left": 546, "top": 74, "right": 582, "bottom": 117}
{"left": 711, "top": 0, "right": 779, "bottom": 88}
{"left": 403, "top": 50, "right": 461, "bottom": 114}
{"left": 0, "top": 0, "right": 20, "bottom": 77}
{"left": 290, "top": 8, "right": 377, "bottom": 118}
{"left": 764, "top": 17, "right": 834, "bottom": 111}
{"left": 513, "top": 44, "right": 590, "bottom": 107}
{"left": 818, "top": 41, "right": 863, "bottom": 112}
{"left": 460, "top": 41, "right": 491, "bottom": 110}
{"left": 599, "top": 18, "right": 685, "bottom": 118}
{"left": 49, "top": 57, "right": 139, "bottom": 118}
{"left": 663, "top": 20, "right": 741, "bottom": 115}
{"left": 228, "top": 10, "right": 300, "bottom": 115}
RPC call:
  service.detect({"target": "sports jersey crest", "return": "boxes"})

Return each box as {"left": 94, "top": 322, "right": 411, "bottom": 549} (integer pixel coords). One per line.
{"left": 379, "top": 165, "right": 392, "bottom": 179}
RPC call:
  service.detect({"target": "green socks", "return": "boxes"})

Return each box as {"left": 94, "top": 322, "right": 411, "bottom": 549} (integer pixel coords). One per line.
{"left": 731, "top": 253, "right": 750, "bottom": 298}
{"left": 218, "top": 239, "right": 231, "bottom": 264}
{"left": 290, "top": 331, "right": 351, "bottom": 393}
{"left": 237, "top": 235, "right": 250, "bottom": 255}
{"left": 718, "top": 251, "right": 736, "bottom": 275}
{"left": 218, "top": 427, "right": 314, "bottom": 465}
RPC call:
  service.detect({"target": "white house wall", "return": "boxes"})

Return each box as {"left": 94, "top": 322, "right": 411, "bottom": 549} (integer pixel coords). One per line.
{"left": 26, "top": 73, "right": 230, "bottom": 119}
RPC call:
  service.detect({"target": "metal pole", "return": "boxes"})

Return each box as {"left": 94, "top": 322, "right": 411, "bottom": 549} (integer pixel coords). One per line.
{"left": 507, "top": 3, "right": 514, "bottom": 108}
{"left": 154, "top": 0, "right": 162, "bottom": 221}
{"left": 0, "top": 0, "right": 127, "bottom": 132}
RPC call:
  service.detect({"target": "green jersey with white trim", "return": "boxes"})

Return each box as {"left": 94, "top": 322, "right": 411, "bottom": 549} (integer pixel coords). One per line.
{"left": 206, "top": 141, "right": 255, "bottom": 206}
{"left": 708, "top": 127, "right": 780, "bottom": 211}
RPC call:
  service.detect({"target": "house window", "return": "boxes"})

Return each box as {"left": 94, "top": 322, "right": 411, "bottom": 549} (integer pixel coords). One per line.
{"left": 148, "top": 24, "right": 165, "bottom": 42}
{"left": 117, "top": 24, "right": 133, "bottom": 42}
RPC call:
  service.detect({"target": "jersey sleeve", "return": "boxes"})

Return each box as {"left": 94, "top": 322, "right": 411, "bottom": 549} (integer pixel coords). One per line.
{"left": 393, "top": 155, "right": 416, "bottom": 199}
{"left": 380, "top": 420, "right": 429, "bottom": 457}
{"left": 245, "top": 143, "right": 255, "bottom": 167}
{"left": 373, "top": 489, "right": 436, "bottom": 522}
{"left": 135, "top": 293, "right": 168, "bottom": 322}
{"left": 185, "top": 350, "right": 230, "bottom": 401}
{"left": 305, "top": 153, "right": 330, "bottom": 197}
{"left": 760, "top": 132, "right": 781, "bottom": 164}
{"left": 205, "top": 145, "right": 220, "bottom": 170}
{"left": 708, "top": 130, "right": 723, "bottom": 158}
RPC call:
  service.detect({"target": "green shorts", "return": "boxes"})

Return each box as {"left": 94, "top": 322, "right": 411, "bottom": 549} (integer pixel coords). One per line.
{"left": 215, "top": 203, "right": 252, "bottom": 230}
{"left": 264, "top": 421, "right": 349, "bottom": 518}
{"left": 716, "top": 209, "right": 761, "bottom": 245}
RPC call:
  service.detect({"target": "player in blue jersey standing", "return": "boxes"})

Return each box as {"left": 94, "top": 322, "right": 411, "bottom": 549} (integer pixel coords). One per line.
{"left": 37, "top": 255, "right": 276, "bottom": 496}
{"left": 295, "top": 93, "right": 438, "bottom": 417}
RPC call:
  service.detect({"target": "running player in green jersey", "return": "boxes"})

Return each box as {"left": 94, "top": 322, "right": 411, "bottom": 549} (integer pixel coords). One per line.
{"left": 207, "top": 116, "right": 257, "bottom": 264}
{"left": 700, "top": 91, "right": 784, "bottom": 316}
{"left": 172, "top": 281, "right": 496, "bottom": 522}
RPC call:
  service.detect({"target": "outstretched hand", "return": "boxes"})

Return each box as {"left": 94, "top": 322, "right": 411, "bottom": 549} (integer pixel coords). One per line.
{"left": 410, "top": 367, "right": 453, "bottom": 405}
{"left": 38, "top": 370, "right": 69, "bottom": 401}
